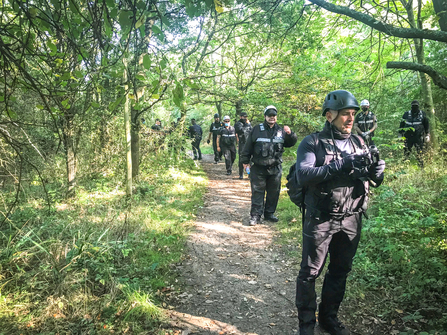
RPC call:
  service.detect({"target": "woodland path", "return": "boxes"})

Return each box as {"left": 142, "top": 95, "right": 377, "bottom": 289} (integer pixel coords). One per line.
{"left": 165, "top": 153, "right": 317, "bottom": 335}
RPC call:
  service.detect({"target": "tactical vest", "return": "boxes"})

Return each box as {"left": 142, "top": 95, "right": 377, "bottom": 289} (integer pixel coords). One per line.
{"left": 252, "top": 123, "right": 285, "bottom": 167}
{"left": 356, "top": 112, "right": 375, "bottom": 135}
{"left": 220, "top": 126, "right": 236, "bottom": 147}
{"left": 306, "top": 133, "right": 370, "bottom": 217}
{"left": 235, "top": 120, "right": 252, "bottom": 146}
{"left": 403, "top": 110, "right": 425, "bottom": 137}
{"left": 211, "top": 122, "right": 223, "bottom": 139}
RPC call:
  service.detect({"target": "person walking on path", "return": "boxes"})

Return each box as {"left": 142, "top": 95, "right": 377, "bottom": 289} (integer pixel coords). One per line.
{"left": 399, "top": 100, "right": 430, "bottom": 167}
{"left": 240, "top": 105, "right": 297, "bottom": 226}
{"left": 189, "top": 118, "right": 203, "bottom": 160}
{"left": 294, "top": 90, "right": 385, "bottom": 335}
{"left": 235, "top": 111, "right": 253, "bottom": 179}
{"left": 353, "top": 99, "right": 377, "bottom": 146}
{"left": 207, "top": 113, "right": 224, "bottom": 164}
{"left": 217, "top": 115, "right": 237, "bottom": 175}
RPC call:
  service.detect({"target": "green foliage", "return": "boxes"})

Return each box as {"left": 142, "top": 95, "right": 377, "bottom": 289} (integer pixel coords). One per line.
{"left": 0, "top": 153, "right": 207, "bottom": 333}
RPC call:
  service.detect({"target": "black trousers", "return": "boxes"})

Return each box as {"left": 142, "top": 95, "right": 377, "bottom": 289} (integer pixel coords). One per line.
{"left": 192, "top": 137, "right": 202, "bottom": 159}
{"left": 295, "top": 211, "right": 361, "bottom": 327}
{"left": 222, "top": 145, "right": 236, "bottom": 173}
{"left": 404, "top": 137, "right": 424, "bottom": 167}
{"left": 212, "top": 138, "right": 222, "bottom": 162}
{"left": 238, "top": 142, "right": 247, "bottom": 176}
{"left": 249, "top": 164, "right": 282, "bottom": 217}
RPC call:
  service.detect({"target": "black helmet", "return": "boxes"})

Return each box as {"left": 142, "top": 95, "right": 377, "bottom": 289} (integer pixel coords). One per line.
{"left": 322, "top": 90, "right": 359, "bottom": 116}
{"left": 214, "top": 113, "right": 219, "bottom": 118}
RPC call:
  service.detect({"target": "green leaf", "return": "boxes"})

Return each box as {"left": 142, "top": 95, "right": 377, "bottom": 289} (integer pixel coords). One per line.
{"left": 152, "top": 94, "right": 160, "bottom": 99}
{"left": 135, "top": 17, "right": 144, "bottom": 29}
{"left": 160, "top": 58, "right": 167, "bottom": 70}
{"left": 47, "top": 41, "right": 57, "bottom": 54}
{"left": 119, "top": 10, "right": 133, "bottom": 29}
{"left": 91, "top": 101, "right": 100, "bottom": 108}
{"left": 136, "top": 74, "right": 145, "bottom": 81}
{"left": 0, "top": 96, "right": 4, "bottom": 102}
{"left": 73, "top": 70, "right": 83, "bottom": 79}
{"left": 151, "top": 25, "right": 161, "bottom": 34}
{"left": 172, "top": 82, "right": 184, "bottom": 107}
{"left": 36, "top": 104, "right": 44, "bottom": 109}
{"left": 106, "top": 0, "right": 115, "bottom": 7}
{"left": 142, "top": 54, "right": 151, "bottom": 70}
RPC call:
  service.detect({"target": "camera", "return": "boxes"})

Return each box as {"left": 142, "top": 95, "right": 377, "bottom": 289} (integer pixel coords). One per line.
{"left": 369, "top": 145, "right": 380, "bottom": 165}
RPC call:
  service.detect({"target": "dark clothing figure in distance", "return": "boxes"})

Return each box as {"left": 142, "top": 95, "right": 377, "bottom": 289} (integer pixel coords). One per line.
{"left": 151, "top": 119, "right": 162, "bottom": 131}
{"left": 240, "top": 105, "right": 298, "bottom": 226}
{"left": 295, "top": 90, "right": 385, "bottom": 335}
{"left": 217, "top": 115, "right": 237, "bottom": 174}
{"left": 353, "top": 99, "right": 377, "bottom": 146}
{"left": 189, "top": 119, "right": 203, "bottom": 160}
{"left": 399, "top": 100, "right": 430, "bottom": 167}
{"left": 234, "top": 112, "right": 253, "bottom": 179}
{"left": 207, "top": 113, "right": 223, "bottom": 163}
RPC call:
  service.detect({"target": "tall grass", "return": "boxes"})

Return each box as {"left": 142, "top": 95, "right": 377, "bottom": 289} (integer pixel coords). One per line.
{"left": 0, "top": 153, "right": 207, "bottom": 334}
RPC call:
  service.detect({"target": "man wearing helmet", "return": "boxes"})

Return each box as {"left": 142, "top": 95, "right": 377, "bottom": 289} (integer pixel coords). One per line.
{"left": 217, "top": 115, "right": 237, "bottom": 175}
{"left": 399, "top": 100, "right": 430, "bottom": 167}
{"left": 235, "top": 111, "right": 253, "bottom": 179}
{"left": 240, "top": 105, "right": 298, "bottom": 226}
{"left": 294, "top": 90, "right": 386, "bottom": 335}
{"left": 354, "top": 99, "right": 377, "bottom": 145}
{"left": 207, "top": 113, "right": 224, "bottom": 164}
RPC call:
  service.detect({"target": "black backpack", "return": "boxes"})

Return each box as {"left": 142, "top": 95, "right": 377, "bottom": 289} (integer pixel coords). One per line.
{"left": 286, "top": 163, "right": 305, "bottom": 211}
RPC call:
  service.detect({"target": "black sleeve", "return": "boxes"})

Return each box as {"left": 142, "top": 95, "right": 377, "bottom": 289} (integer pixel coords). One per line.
{"left": 240, "top": 128, "right": 255, "bottom": 164}
{"left": 284, "top": 131, "right": 298, "bottom": 148}
{"left": 234, "top": 121, "right": 242, "bottom": 134}
{"left": 398, "top": 112, "right": 407, "bottom": 134}
{"left": 296, "top": 134, "right": 344, "bottom": 187}
{"left": 199, "top": 126, "right": 203, "bottom": 137}
{"left": 423, "top": 112, "right": 430, "bottom": 134}
{"left": 209, "top": 124, "right": 213, "bottom": 132}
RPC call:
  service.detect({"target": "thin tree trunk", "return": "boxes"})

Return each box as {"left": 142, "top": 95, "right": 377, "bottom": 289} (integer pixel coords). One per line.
{"left": 131, "top": 107, "right": 140, "bottom": 179}
{"left": 63, "top": 114, "right": 77, "bottom": 198}
{"left": 124, "top": 59, "right": 132, "bottom": 196}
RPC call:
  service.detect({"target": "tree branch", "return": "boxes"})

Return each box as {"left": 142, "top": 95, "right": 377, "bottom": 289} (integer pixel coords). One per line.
{"left": 307, "top": 0, "right": 447, "bottom": 43}
{"left": 386, "top": 61, "right": 447, "bottom": 89}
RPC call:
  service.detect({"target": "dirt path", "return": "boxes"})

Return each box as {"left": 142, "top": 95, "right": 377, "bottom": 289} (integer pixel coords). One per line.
{"left": 165, "top": 154, "right": 300, "bottom": 334}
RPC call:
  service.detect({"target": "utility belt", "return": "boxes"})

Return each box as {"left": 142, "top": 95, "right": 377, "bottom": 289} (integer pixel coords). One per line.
{"left": 306, "top": 205, "right": 367, "bottom": 221}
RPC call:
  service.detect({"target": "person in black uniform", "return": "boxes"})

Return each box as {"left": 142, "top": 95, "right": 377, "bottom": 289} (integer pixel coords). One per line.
{"left": 189, "top": 118, "right": 203, "bottom": 160}
{"left": 294, "top": 90, "right": 385, "bottom": 335}
{"left": 151, "top": 119, "right": 162, "bottom": 131}
{"left": 235, "top": 111, "right": 253, "bottom": 179}
{"left": 399, "top": 100, "right": 430, "bottom": 167}
{"left": 207, "top": 113, "right": 224, "bottom": 164}
{"left": 240, "top": 105, "right": 298, "bottom": 226}
{"left": 217, "top": 115, "right": 237, "bottom": 175}
{"left": 353, "top": 99, "right": 377, "bottom": 146}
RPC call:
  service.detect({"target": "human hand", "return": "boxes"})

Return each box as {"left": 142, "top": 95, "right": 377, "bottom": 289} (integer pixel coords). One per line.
{"left": 370, "top": 160, "right": 385, "bottom": 180}
{"left": 243, "top": 164, "right": 249, "bottom": 169}
{"left": 341, "top": 154, "right": 368, "bottom": 172}
{"left": 425, "top": 134, "right": 430, "bottom": 143}
{"left": 217, "top": 147, "right": 221, "bottom": 152}
{"left": 207, "top": 139, "right": 210, "bottom": 144}
{"left": 283, "top": 126, "right": 291, "bottom": 134}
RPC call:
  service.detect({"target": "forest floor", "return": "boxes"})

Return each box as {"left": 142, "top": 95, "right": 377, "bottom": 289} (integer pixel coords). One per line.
{"left": 161, "top": 153, "right": 376, "bottom": 335}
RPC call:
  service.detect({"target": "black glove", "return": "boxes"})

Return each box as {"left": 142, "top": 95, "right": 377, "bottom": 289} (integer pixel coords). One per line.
{"left": 370, "top": 159, "right": 385, "bottom": 181}
{"left": 341, "top": 154, "right": 368, "bottom": 172}
{"left": 207, "top": 139, "right": 210, "bottom": 144}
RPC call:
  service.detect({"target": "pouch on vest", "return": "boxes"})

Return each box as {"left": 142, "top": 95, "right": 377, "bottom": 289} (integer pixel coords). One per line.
{"left": 286, "top": 163, "right": 305, "bottom": 211}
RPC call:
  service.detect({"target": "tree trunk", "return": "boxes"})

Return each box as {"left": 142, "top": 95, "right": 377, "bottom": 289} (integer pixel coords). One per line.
{"left": 215, "top": 101, "right": 222, "bottom": 117}
{"left": 433, "top": 0, "right": 447, "bottom": 32}
{"left": 124, "top": 59, "right": 132, "bottom": 196}
{"left": 235, "top": 100, "right": 243, "bottom": 116}
{"left": 63, "top": 114, "right": 77, "bottom": 198}
{"left": 131, "top": 107, "right": 140, "bottom": 179}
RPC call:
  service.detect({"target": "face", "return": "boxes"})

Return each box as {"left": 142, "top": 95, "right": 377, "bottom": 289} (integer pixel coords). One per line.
{"left": 224, "top": 119, "right": 230, "bottom": 125}
{"left": 362, "top": 105, "right": 369, "bottom": 112}
{"left": 215, "top": 117, "right": 220, "bottom": 122}
{"left": 327, "top": 108, "right": 356, "bottom": 134}
{"left": 265, "top": 114, "right": 277, "bottom": 126}
{"left": 240, "top": 115, "right": 247, "bottom": 121}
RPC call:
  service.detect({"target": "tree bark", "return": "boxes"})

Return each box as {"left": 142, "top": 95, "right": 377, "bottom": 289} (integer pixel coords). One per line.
{"left": 63, "top": 113, "right": 77, "bottom": 198}
{"left": 131, "top": 107, "right": 140, "bottom": 179}
{"left": 307, "top": 0, "right": 447, "bottom": 42}
{"left": 124, "top": 59, "right": 132, "bottom": 196}
{"left": 433, "top": 0, "right": 447, "bottom": 32}
{"left": 386, "top": 62, "right": 447, "bottom": 89}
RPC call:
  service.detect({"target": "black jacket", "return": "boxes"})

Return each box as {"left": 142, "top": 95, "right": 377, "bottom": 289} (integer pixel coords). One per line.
{"left": 189, "top": 124, "right": 202, "bottom": 140}
{"left": 240, "top": 122, "right": 297, "bottom": 167}
{"left": 209, "top": 121, "right": 223, "bottom": 140}
{"left": 399, "top": 110, "right": 429, "bottom": 138}
{"left": 354, "top": 111, "right": 376, "bottom": 136}
{"left": 219, "top": 126, "right": 237, "bottom": 148}
{"left": 235, "top": 119, "right": 253, "bottom": 147}
{"left": 296, "top": 122, "right": 382, "bottom": 216}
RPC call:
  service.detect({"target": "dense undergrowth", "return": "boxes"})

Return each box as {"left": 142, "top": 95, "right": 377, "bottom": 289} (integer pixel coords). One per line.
{"left": 0, "top": 152, "right": 207, "bottom": 334}
{"left": 277, "top": 149, "right": 447, "bottom": 335}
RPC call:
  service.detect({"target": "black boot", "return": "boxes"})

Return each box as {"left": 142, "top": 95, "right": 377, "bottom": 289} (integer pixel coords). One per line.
{"left": 296, "top": 279, "right": 317, "bottom": 335}
{"left": 319, "top": 317, "right": 350, "bottom": 335}
{"left": 264, "top": 213, "right": 279, "bottom": 222}
{"left": 249, "top": 216, "right": 260, "bottom": 226}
